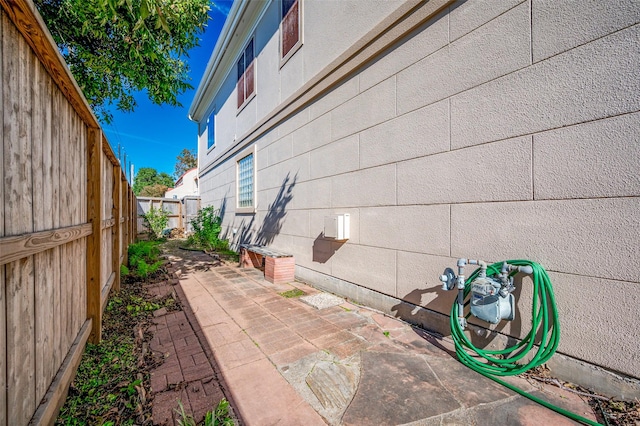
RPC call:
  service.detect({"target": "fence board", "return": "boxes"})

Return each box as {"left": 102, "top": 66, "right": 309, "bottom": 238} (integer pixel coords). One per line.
{"left": 52, "top": 243, "right": 61, "bottom": 387}
{"left": 0, "top": 11, "right": 6, "bottom": 426}
{"left": 61, "top": 101, "right": 72, "bottom": 357}
{"left": 0, "top": 264, "right": 5, "bottom": 426}
{"left": 32, "top": 58, "right": 48, "bottom": 403}
{"left": 35, "top": 248, "right": 54, "bottom": 401}
{"left": 113, "top": 165, "right": 121, "bottom": 292}
{"left": 71, "top": 109, "right": 81, "bottom": 345}
{"left": 6, "top": 258, "right": 36, "bottom": 425}
{"left": 4, "top": 16, "right": 36, "bottom": 424}
{"left": 86, "top": 127, "right": 103, "bottom": 343}
{"left": 51, "top": 85, "right": 62, "bottom": 383}
{"left": 40, "top": 71, "right": 54, "bottom": 404}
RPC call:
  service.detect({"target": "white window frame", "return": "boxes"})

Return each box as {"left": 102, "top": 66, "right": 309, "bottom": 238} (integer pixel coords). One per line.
{"left": 237, "top": 37, "right": 256, "bottom": 112}
{"left": 235, "top": 145, "right": 257, "bottom": 214}
{"left": 279, "top": 0, "right": 303, "bottom": 67}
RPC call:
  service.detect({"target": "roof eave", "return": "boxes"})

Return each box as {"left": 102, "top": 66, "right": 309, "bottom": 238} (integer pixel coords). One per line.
{"left": 189, "top": 0, "right": 249, "bottom": 122}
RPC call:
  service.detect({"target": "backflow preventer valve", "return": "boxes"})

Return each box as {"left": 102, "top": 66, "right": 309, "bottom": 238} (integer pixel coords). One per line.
{"left": 439, "top": 259, "right": 533, "bottom": 329}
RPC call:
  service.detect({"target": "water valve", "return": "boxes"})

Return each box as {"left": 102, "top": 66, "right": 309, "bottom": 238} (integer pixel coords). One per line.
{"left": 439, "top": 268, "right": 456, "bottom": 291}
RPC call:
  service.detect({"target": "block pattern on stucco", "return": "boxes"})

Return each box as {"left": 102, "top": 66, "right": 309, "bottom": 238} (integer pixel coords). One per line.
{"left": 198, "top": 0, "right": 640, "bottom": 379}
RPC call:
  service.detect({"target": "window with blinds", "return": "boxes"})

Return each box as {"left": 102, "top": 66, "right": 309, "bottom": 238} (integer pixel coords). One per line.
{"left": 237, "top": 38, "right": 255, "bottom": 109}
{"left": 281, "top": 0, "right": 301, "bottom": 62}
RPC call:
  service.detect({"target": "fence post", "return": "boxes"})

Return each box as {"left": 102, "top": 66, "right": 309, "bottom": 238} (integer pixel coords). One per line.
{"left": 112, "top": 165, "right": 121, "bottom": 292}
{"left": 131, "top": 189, "right": 138, "bottom": 243}
{"left": 131, "top": 190, "right": 138, "bottom": 243}
{"left": 122, "top": 175, "right": 129, "bottom": 266}
{"left": 86, "top": 128, "right": 103, "bottom": 343}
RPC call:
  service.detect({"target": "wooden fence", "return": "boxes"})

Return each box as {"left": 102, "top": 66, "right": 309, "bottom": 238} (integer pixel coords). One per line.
{"left": 137, "top": 196, "right": 201, "bottom": 235}
{"left": 0, "top": 1, "right": 137, "bottom": 424}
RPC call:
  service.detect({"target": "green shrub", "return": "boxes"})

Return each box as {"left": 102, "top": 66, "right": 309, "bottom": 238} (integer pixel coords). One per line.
{"left": 190, "top": 206, "right": 224, "bottom": 251}
{"left": 128, "top": 239, "right": 160, "bottom": 261}
{"left": 142, "top": 206, "right": 169, "bottom": 239}
{"left": 125, "top": 241, "right": 163, "bottom": 279}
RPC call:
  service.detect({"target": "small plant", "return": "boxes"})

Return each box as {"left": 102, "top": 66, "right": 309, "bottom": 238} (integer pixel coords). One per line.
{"left": 142, "top": 206, "right": 169, "bottom": 239}
{"left": 125, "top": 240, "right": 164, "bottom": 279}
{"left": 383, "top": 331, "right": 390, "bottom": 338}
{"left": 209, "top": 398, "right": 234, "bottom": 426}
{"left": 189, "top": 205, "right": 223, "bottom": 251}
{"left": 126, "top": 295, "right": 161, "bottom": 316}
{"left": 279, "top": 288, "right": 306, "bottom": 298}
{"left": 175, "top": 401, "right": 196, "bottom": 426}
{"left": 175, "top": 398, "right": 233, "bottom": 426}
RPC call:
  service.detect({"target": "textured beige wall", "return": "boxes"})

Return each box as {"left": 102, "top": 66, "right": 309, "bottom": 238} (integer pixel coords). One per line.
{"left": 199, "top": 0, "right": 640, "bottom": 379}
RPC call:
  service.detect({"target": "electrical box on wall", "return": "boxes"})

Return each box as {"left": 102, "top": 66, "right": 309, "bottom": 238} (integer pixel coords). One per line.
{"left": 324, "top": 214, "right": 350, "bottom": 240}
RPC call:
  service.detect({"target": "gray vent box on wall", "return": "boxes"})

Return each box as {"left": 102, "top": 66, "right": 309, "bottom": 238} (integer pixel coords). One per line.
{"left": 324, "top": 214, "right": 350, "bottom": 240}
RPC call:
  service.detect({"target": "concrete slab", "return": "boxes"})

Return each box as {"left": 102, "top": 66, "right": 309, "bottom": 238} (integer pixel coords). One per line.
{"left": 301, "top": 292, "right": 346, "bottom": 309}
{"left": 425, "top": 355, "right": 514, "bottom": 406}
{"left": 280, "top": 351, "right": 362, "bottom": 425}
{"left": 306, "top": 360, "right": 358, "bottom": 410}
{"left": 342, "top": 351, "right": 461, "bottom": 425}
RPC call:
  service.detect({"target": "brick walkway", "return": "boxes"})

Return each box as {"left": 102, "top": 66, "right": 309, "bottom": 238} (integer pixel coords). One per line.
{"left": 147, "top": 280, "right": 230, "bottom": 425}
{"left": 177, "top": 264, "right": 598, "bottom": 426}
{"left": 151, "top": 247, "right": 597, "bottom": 425}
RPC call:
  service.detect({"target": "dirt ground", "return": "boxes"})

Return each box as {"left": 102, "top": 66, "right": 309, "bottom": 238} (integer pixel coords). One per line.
{"left": 57, "top": 239, "right": 240, "bottom": 425}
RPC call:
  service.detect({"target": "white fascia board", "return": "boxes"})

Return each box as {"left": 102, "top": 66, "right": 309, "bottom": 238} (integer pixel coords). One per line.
{"left": 189, "top": 0, "right": 247, "bottom": 121}
{"left": 189, "top": 0, "right": 271, "bottom": 123}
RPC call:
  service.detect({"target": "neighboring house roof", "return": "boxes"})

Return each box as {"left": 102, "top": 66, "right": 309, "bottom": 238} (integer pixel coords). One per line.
{"left": 189, "top": 0, "right": 267, "bottom": 122}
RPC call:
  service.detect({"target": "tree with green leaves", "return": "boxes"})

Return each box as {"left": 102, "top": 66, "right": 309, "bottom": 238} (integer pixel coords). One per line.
{"left": 35, "top": 0, "right": 210, "bottom": 123}
{"left": 174, "top": 148, "right": 197, "bottom": 179}
{"left": 133, "top": 167, "right": 174, "bottom": 195}
{"left": 139, "top": 183, "right": 170, "bottom": 197}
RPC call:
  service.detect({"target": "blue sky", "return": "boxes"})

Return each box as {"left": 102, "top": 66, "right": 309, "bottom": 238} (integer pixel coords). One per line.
{"left": 101, "top": 1, "right": 234, "bottom": 182}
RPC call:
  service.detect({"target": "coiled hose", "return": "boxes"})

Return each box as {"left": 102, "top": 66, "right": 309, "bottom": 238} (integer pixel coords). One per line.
{"left": 450, "top": 259, "right": 601, "bottom": 426}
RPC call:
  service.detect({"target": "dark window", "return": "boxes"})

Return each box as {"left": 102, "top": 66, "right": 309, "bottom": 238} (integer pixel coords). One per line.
{"left": 237, "top": 38, "right": 255, "bottom": 108}
{"left": 282, "top": 0, "right": 296, "bottom": 17}
{"left": 281, "top": 0, "right": 300, "bottom": 59}
{"left": 207, "top": 111, "right": 215, "bottom": 149}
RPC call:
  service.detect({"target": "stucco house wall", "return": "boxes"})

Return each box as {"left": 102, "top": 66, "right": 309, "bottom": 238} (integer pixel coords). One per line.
{"left": 165, "top": 168, "right": 199, "bottom": 199}
{"left": 189, "top": 0, "right": 640, "bottom": 389}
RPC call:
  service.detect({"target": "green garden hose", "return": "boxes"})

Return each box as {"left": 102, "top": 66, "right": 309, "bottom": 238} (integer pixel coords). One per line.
{"left": 450, "top": 259, "right": 602, "bottom": 426}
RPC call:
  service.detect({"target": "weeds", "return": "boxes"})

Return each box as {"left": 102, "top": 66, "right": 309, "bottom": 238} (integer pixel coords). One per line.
{"left": 188, "top": 206, "right": 224, "bottom": 251}
{"left": 57, "top": 280, "right": 157, "bottom": 424}
{"left": 181, "top": 206, "right": 239, "bottom": 262}
{"left": 142, "top": 206, "right": 169, "bottom": 240}
{"left": 279, "top": 288, "right": 306, "bottom": 298}
{"left": 175, "top": 399, "right": 234, "bottom": 426}
{"left": 126, "top": 240, "right": 164, "bottom": 279}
